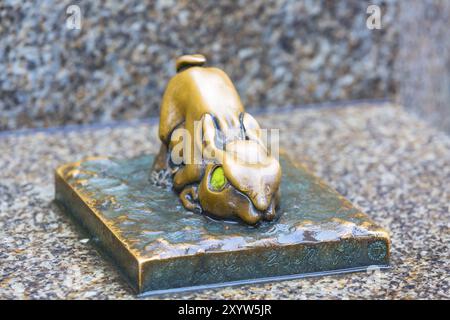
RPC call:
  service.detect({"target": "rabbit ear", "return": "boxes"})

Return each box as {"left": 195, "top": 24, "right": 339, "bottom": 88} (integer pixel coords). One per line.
{"left": 200, "top": 114, "right": 225, "bottom": 164}
{"left": 241, "top": 112, "right": 263, "bottom": 143}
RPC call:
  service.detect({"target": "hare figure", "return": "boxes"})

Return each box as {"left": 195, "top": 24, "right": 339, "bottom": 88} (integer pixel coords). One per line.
{"left": 152, "top": 54, "right": 281, "bottom": 225}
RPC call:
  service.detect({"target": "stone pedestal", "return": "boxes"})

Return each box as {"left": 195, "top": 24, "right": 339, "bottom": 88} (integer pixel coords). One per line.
{"left": 55, "top": 154, "right": 389, "bottom": 295}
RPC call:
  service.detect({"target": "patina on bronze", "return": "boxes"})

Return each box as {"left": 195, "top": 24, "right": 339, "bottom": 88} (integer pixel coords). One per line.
{"left": 54, "top": 54, "right": 390, "bottom": 294}
{"left": 55, "top": 154, "right": 389, "bottom": 294}
{"left": 152, "top": 54, "right": 281, "bottom": 225}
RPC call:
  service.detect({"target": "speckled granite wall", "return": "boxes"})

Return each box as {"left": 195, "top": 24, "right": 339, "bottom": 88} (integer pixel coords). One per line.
{"left": 395, "top": 0, "right": 450, "bottom": 133}
{"left": 0, "top": 0, "right": 399, "bottom": 131}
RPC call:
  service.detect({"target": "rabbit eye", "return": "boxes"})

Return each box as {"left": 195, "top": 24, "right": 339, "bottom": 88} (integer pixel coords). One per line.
{"left": 210, "top": 166, "right": 227, "bottom": 191}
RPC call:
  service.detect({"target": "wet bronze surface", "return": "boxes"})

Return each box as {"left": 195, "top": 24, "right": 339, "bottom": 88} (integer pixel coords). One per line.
{"left": 55, "top": 154, "right": 390, "bottom": 294}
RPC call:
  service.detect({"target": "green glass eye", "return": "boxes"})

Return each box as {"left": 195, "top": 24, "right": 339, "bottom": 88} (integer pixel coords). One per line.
{"left": 210, "top": 167, "right": 227, "bottom": 191}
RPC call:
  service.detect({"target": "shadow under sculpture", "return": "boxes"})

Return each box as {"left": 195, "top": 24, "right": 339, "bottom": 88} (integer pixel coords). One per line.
{"left": 54, "top": 54, "right": 390, "bottom": 295}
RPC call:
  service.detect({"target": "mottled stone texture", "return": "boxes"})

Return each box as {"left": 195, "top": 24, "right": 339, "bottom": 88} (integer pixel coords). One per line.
{"left": 0, "top": 0, "right": 398, "bottom": 131}
{"left": 1, "top": 103, "right": 449, "bottom": 299}
{"left": 395, "top": 0, "right": 450, "bottom": 133}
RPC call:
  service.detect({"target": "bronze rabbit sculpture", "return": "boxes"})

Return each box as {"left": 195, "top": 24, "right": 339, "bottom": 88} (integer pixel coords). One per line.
{"left": 152, "top": 54, "right": 281, "bottom": 225}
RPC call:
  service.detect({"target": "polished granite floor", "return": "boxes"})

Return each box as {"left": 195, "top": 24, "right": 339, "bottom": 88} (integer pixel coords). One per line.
{"left": 1, "top": 102, "right": 449, "bottom": 299}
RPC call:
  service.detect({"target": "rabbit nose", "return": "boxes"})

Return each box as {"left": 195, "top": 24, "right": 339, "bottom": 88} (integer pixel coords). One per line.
{"left": 252, "top": 194, "right": 270, "bottom": 212}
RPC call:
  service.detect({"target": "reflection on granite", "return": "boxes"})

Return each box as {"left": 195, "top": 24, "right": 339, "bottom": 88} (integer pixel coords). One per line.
{"left": 0, "top": 102, "right": 449, "bottom": 299}
{"left": 395, "top": 0, "right": 450, "bottom": 133}
{"left": 0, "top": 0, "right": 398, "bottom": 131}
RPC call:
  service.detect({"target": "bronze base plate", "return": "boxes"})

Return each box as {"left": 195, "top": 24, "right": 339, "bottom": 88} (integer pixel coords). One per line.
{"left": 54, "top": 154, "right": 390, "bottom": 295}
